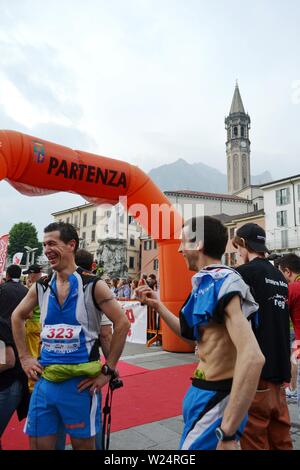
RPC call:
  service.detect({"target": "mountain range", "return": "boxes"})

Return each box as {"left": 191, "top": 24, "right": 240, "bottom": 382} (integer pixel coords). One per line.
{"left": 148, "top": 158, "right": 272, "bottom": 193}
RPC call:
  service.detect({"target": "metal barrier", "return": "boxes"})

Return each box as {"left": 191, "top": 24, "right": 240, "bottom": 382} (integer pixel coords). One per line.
{"left": 147, "top": 305, "right": 162, "bottom": 347}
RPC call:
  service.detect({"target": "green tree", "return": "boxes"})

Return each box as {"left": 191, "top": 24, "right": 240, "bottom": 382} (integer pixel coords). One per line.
{"left": 8, "top": 222, "right": 42, "bottom": 265}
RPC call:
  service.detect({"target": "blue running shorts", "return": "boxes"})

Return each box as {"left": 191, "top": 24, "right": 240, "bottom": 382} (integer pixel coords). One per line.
{"left": 25, "top": 376, "right": 100, "bottom": 439}
{"left": 180, "top": 378, "right": 248, "bottom": 450}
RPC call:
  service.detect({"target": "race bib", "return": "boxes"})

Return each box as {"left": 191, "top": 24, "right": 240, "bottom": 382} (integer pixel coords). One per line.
{"left": 41, "top": 324, "right": 82, "bottom": 354}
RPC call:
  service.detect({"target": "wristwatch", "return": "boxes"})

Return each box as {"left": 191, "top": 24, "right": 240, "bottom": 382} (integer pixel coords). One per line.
{"left": 215, "top": 427, "right": 238, "bottom": 441}
{"left": 101, "top": 363, "right": 116, "bottom": 378}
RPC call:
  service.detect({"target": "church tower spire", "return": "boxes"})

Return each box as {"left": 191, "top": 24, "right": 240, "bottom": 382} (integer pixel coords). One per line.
{"left": 225, "top": 83, "right": 251, "bottom": 194}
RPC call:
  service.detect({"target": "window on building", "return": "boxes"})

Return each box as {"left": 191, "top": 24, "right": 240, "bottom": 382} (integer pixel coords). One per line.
{"left": 106, "top": 210, "right": 111, "bottom": 218}
{"left": 253, "top": 203, "right": 258, "bottom": 211}
{"left": 130, "top": 236, "right": 135, "bottom": 247}
{"left": 128, "top": 215, "right": 135, "bottom": 224}
{"left": 277, "top": 210, "right": 288, "bottom": 227}
{"left": 143, "top": 240, "right": 152, "bottom": 250}
{"left": 281, "top": 230, "right": 288, "bottom": 249}
{"left": 91, "top": 230, "right": 96, "bottom": 242}
{"left": 276, "top": 187, "right": 290, "bottom": 205}
{"left": 129, "top": 257, "right": 134, "bottom": 269}
{"left": 233, "top": 126, "right": 238, "bottom": 137}
{"left": 104, "top": 224, "right": 109, "bottom": 234}
{"left": 241, "top": 126, "right": 245, "bottom": 137}
{"left": 66, "top": 217, "right": 70, "bottom": 223}
{"left": 83, "top": 213, "right": 87, "bottom": 227}
{"left": 92, "top": 210, "right": 97, "bottom": 225}
{"left": 120, "top": 214, "right": 124, "bottom": 224}
{"left": 74, "top": 215, "right": 79, "bottom": 228}
{"left": 153, "top": 259, "right": 159, "bottom": 271}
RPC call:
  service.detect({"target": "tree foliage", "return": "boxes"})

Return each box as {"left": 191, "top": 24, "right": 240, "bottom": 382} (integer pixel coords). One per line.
{"left": 8, "top": 222, "right": 42, "bottom": 265}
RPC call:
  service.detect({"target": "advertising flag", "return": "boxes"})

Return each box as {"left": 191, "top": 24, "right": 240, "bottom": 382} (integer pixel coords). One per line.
{"left": 0, "top": 234, "right": 9, "bottom": 274}
{"left": 12, "top": 252, "right": 24, "bottom": 265}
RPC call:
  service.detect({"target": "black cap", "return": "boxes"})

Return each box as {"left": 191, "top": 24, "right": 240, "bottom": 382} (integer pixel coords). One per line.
{"left": 236, "top": 223, "right": 270, "bottom": 253}
{"left": 23, "top": 264, "right": 42, "bottom": 275}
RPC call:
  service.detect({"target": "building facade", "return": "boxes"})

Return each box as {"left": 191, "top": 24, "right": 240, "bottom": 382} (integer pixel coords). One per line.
{"left": 140, "top": 190, "right": 255, "bottom": 277}
{"left": 224, "top": 209, "right": 265, "bottom": 266}
{"left": 261, "top": 175, "right": 300, "bottom": 254}
{"left": 52, "top": 203, "right": 141, "bottom": 278}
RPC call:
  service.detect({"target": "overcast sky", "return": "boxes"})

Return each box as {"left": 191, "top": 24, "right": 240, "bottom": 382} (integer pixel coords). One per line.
{"left": 0, "top": 0, "right": 300, "bottom": 238}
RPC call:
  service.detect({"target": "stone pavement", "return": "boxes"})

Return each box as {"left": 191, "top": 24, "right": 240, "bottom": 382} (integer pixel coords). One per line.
{"left": 109, "top": 342, "right": 300, "bottom": 450}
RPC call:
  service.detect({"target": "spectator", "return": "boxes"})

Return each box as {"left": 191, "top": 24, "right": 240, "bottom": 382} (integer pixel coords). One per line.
{"left": 147, "top": 274, "right": 157, "bottom": 291}
{"left": 0, "top": 317, "right": 29, "bottom": 450}
{"left": 130, "top": 280, "right": 139, "bottom": 299}
{"left": 138, "top": 274, "right": 148, "bottom": 287}
{"left": 22, "top": 265, "right": 44, "bottom": 393}
{"left": 110, "top": 278, "right": 119, "bottom": 296}
{"left": 0, "top": 265, "right": 28, "bottom": 325}
{"left": 233, "top": 223, "right": 292, "bottom": 450}
{"left": 278, "top": 253, "right": 300, "bottom": 416}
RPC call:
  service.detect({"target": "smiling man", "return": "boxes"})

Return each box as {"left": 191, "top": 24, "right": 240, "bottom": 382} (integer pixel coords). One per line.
{"left": 11, "top": 222, "right": 130, "bottom": 450}
{"left": 136, "top": 216, "right": 265, "bottom": 450}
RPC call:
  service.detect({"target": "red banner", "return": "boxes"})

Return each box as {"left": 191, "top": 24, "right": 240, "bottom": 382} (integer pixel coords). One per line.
{"left": 0, "top": 234, "right": 9, "bottom": 274}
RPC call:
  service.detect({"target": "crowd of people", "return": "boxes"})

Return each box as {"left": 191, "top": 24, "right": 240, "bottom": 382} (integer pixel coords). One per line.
{"left": 0, "top": 217, "right": 300, "bottom": 451}
{"left": 105, "top": 273, "right": 158, "bottom": 300}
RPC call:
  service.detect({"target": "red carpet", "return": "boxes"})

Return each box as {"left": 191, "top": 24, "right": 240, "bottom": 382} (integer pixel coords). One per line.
{"left": 2, "top": 362, "right": 195, "bottom": 450}
{"left": 108, "top": 362, "right": 195, "bottom": 432}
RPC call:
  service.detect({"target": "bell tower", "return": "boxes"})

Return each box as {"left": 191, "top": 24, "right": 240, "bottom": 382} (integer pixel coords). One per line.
{"left": 225, "top": 83, "right": 251, "bottom": 194}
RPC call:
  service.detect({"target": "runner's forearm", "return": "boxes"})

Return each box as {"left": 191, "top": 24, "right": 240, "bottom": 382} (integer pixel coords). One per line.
{"left": 105, "top": 316, "right": 130, "bottom": 369}
{"left": 220, "top": 348, "right": 264, "bottom": 435}
{"left": 156, "top": 302, "right": 181, "bottom": 337}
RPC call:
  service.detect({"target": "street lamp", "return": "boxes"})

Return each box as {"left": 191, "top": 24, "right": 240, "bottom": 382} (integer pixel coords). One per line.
{"left": 24, "top": 246, "right": 38, "bottom": 268}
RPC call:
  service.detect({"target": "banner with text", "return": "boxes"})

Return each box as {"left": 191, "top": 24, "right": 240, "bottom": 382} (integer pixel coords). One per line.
{"left": 0, "top": 234, "right": 9, "bottom": 274}
{"left": 119, "top": 301, "right": 147, "bottom": 344}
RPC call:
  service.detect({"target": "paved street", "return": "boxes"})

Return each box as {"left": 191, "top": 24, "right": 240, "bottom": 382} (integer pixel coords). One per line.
{"left": 110, "top": 343, "right": 300, "bottom": 450}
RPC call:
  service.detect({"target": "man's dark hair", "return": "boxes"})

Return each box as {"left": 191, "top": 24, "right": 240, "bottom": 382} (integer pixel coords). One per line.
{"left": 44, "top": 222, "right": 79, "bottom": 252}
{"left": 75, "top": 249, "right": 94, "bottom": 271}
{"left": 184, "top": 216, "right": 228, "bottom": 259}
{"left": 6, "top": 264, "right": 22, "bottom": 279}
{"left": 278, "top": 253, "right": 300, "bottom": 274}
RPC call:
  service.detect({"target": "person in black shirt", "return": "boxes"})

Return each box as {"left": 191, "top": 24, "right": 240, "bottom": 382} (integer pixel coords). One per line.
{"left": 0, "top": 264, "right": 28, "bottom": 325}
{"left": 0, "top": 318, "right": 29, "bottom": 449}
{"left": 233, "top": 223, "right": 292, "bottom": 450}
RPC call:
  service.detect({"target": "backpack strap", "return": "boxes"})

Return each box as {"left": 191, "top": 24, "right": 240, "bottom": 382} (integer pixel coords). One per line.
{"left": 76, "top": 267, "right": 102, "bottom": 311}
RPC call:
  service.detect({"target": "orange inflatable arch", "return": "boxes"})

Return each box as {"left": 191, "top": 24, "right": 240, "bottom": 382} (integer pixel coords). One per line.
{"left": 0, "top": 130, "right": 193, "bottom": 352}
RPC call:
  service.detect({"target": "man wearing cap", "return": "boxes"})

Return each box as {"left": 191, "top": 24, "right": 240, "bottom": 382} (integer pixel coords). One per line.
{"left": 23, "top": 265, "right": 44, "bottom": 392}
{"left": 233, "top": 223, "right": 292, "bottom": 450}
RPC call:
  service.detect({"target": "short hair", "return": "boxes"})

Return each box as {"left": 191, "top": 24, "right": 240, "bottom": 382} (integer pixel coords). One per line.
{"left": 184, "top": 216, "right": 228, "bottom": 259}
{"left": 44, "top": 222, "right": 79, "bottom": 252}
{"left": 75, "top": 249, "right": 94, "bottom": 271}
{"left": 278, "top": 253, "right": 300, "bottom": 274}
{"left": 232, "top": 235, "right": 259, "bottom": 254}
{"left": 6, "top": 264, "right": 22, "bottom": 279}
